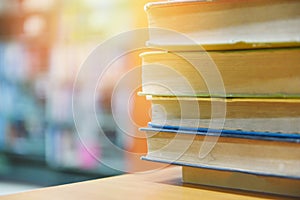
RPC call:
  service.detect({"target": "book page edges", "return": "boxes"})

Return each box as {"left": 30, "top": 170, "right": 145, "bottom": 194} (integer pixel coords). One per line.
{"left": 145, "top": 41, "right": 300, "bottom": 51}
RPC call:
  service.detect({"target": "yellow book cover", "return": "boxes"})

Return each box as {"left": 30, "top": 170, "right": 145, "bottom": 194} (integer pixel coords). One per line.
{"left": 182, "top": 166, "right": 300, "bottom": 197}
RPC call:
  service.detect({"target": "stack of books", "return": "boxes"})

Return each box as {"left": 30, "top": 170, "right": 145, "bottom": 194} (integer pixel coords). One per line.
{"left": 139, "top": 0, "right": 300, "bottom": 197}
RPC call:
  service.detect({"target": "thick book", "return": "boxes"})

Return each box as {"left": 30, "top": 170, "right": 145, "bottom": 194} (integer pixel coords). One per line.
{"left": 145, "top": 0, "right": 300, "bottom": 51}
{"left": 140, "top": 48, "right": 300, "bottom": 97}
{"left": 141, "top": 127, "right": 300, "bottom": 178}
{"left": 182, "top": 166, "right": 300, "bottom": 197}
{"left": 148, "top": 96, "right": 300, "bottom": 134}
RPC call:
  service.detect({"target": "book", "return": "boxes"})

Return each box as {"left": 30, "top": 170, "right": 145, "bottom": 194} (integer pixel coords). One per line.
{"left": 182, "top": 166, "right": 300, "bottom": 197}
{"left": 145, "top": 0, "right": 300, "bottom": 51}
{"left": 141, "top": 0, "right": 300, "bottom": 197}
{"left": 141, "top": 127, "right": 300, "bottom": 178}
{"left": 140, "top": 48, "right": 300, "bottom": 97}
{"left": 148, "top": 96, "right": 300, "bottom": 134}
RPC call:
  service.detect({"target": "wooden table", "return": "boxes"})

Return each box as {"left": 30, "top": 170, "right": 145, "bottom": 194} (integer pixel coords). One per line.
{"left": 0, "top": 167, "right": 292, "bottom": 200}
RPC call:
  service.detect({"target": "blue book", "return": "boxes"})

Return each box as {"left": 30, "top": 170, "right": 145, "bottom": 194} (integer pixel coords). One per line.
{"left": 140, "top": 125, "right": 300, "bottom": 179}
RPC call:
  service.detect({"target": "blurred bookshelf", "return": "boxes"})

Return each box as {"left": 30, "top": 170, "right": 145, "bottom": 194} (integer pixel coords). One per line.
{"left": 0, "top": 0, "right": 154, "bottom": 186}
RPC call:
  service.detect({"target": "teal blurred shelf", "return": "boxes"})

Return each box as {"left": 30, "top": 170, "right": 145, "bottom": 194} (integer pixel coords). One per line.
{"left": 0, "top": 151, "right": 122, "bottom": 186}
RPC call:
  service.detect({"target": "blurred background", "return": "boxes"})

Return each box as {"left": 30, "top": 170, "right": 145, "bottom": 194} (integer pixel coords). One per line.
{"left": 0, "top": 0, "right": 160, "bottom": 195}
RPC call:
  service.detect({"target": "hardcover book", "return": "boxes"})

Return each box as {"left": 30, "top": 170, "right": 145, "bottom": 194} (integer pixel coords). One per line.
{"left": 141, "top": 127, "right": 300, "bottom": 178}
{"left": 149, "top": 96, "right": 300, "bottom": 134}
{"left": 140, "top": 48, "right": 300, "bottom": 97}
{"left": 182, "top": 166, "right": 300, "bottom": 197}
{"left": 145, "top": 0, "right": 300, "bottom": 51}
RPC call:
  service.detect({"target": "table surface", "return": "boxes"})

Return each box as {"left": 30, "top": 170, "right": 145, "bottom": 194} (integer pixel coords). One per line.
{"left": 0, "top": 166, "right": 292, "bottom": 200}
